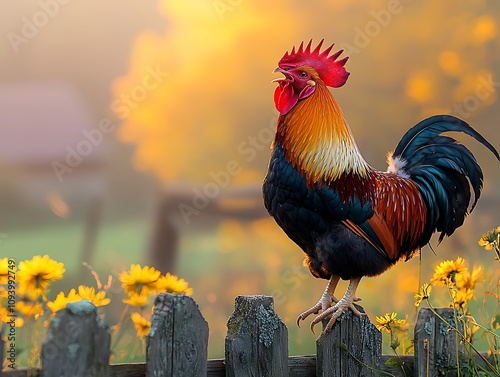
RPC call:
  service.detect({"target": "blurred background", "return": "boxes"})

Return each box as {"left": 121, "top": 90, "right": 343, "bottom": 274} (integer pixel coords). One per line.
{"left": 1, "top": 0, "right": 499, "bottom": 359}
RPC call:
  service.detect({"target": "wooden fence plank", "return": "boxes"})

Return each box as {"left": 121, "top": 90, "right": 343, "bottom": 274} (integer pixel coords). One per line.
{"left": 205, "top": 355, "right": 413, "bottom": 377}
{"left": 289, "top": 355, "right": 316, "bottom": 377}
{"left": 109, "top": 362, "right": 145, "bottom": 377}
{"left": 207, "top": 359, "right": 225, "bottom": 376}
{"left": 414, "top": 307, "right": 464, "bottom": 377}
{"left": 8, "top": 353, "right": 496, "bottom": 377}
{"left": 40, "top": 300, "right": 110, "bottom": 377}
{"left": 146, "top": 293, "right": 208, "bottom": 377}
{"left": 225, "top": 295, "right": 288, "bottom": 377}
{"left": 0, "top": 355, "right": 416, "bottom": 377}
{"left": 0, "top": 371, "right": 35, "bottom": 377}
{"left": 316, "top": 304, "right": 382, "bottom": 377}
{"left": 0, "top": 352, "right": 490, "bottom": 376}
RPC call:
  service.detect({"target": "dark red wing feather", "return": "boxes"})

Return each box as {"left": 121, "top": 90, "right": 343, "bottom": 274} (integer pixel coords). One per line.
{"left": 342, "top": 172, "right": 428, "bottom": 261}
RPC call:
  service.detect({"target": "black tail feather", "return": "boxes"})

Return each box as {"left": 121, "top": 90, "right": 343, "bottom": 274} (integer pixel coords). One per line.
{"left": 392, "top": 115, "right": 499, "bottom": 244}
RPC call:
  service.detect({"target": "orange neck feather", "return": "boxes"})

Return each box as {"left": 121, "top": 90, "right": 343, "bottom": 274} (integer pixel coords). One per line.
{"left": 275, "top": 80, "right": 371, "bottom": 185}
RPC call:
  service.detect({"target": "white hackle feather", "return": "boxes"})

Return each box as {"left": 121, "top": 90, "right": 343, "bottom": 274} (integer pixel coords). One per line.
{"left": 386, "top": 152, "right": 410, "bottom": 178}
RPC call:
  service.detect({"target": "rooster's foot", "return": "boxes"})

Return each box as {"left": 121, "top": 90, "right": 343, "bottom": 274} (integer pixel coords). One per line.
{"left": 309, "top": 296, "right": 363, "bottom": 334}
{"left": 296, "top": 275, "right": 340, "bottom": 328}
{"left": 298, "top": 277, "right": 364, "bottom": 335}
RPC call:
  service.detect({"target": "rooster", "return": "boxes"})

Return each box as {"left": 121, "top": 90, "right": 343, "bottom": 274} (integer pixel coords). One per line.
{"left": 263, "top": 39, "right": 499, "bottom": 334}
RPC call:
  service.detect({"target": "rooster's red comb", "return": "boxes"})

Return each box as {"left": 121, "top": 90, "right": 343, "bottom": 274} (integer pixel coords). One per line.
{"left": 278, "top": 39, "right": 349, "bottom": 88}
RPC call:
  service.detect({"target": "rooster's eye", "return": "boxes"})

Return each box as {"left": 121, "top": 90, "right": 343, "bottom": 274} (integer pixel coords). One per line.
{"left": 300, "top": 71, "right": 307, "bottom": 78}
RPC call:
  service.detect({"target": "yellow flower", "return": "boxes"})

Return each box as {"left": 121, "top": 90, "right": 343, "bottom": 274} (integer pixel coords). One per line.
{"left": 455, "top": 265, "right": 483, "bottom": 292}
{"left": 17, "top": 255, "right": 65, "bottom": 299}
{"left": 155, "top": 273, "right": 193, "bottom": 296}
{"left": 0, "top": 306, "right": 8, "bottom": 322}
{"left": 0, "top": 258, "right": 14, "bottom": 285}
{"left": 77, "top": 286, "right": 110, "bottom": 307}
{"left": 1, "top": 304, "right": 25, "bottom": 327}
{"left": 16, "top": 300, "right": 44, "bottom": 318}
{"left": 375, "top": 312, "right": 407, "bottom": 333}
{"left": 123, "top": 292, "right": 149, "bottom": 308}
{"left": 47, "top": 289, "right": 81, "bottom": 313}
{"left": 431, "top": 257, "right": 468, "bottom": 286}
{"left": 15, "top": 317, "right": 25, "bottom": 327}
{"left": 131, "top": 312, "right": 151, "bottom": 338}
{"left": 17, "top": 284, "right": 42, "bottom": 301}
{"left": 451, "top": 288, "right": 474, "bottom": 310}
{"left": 414, "top": 283, "right": 432, "bottom": 307}
{"left": 478, "top": 226, "right": 500, "bottom": 259}
{"left": 1, "top": 311, "right": 24, "bottom": 328}
{"left": 120, "top": 265, "right": 160, "bottom": 296}
{"left": 478, "top": 226, "right": 500, "bottom": 249}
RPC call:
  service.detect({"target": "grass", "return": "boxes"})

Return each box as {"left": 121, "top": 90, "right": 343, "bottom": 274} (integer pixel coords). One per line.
{"left": 2, "top": 217, "right": 149, "bottom": 275}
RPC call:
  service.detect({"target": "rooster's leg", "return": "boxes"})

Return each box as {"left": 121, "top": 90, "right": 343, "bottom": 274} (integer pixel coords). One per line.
{"left": 309, "top": 277, "right": 364, "bottom": 334}
{"left": 296, "top": 275, "right": 340, "bottom": 327}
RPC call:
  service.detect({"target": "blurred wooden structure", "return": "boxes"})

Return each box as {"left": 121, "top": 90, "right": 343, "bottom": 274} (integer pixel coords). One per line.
{"left": 1, "top": 295, "right": 491, "bottom": 377}
{"left": 149, "top": 185, "right": 266, "bottom": 273}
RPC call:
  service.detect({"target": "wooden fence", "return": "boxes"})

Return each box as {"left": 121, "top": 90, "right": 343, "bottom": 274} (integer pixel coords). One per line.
{"left": 0, "top": 293, "right": 483, "bottom": 377}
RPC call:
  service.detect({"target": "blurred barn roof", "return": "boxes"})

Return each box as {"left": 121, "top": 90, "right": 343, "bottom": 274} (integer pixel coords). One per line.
{"left": 0, "top": 82, "right": 105, "bottom": 167}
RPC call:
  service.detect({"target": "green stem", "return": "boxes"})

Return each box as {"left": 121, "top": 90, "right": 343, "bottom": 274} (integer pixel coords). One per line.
{"left": 463, "top": 315, "right": 500, "bottom": 339}
{"left": 442, "top": 284, "right": 464, "bottom": 377}
{"left": 391, "top": 346, "right": 408, "bottom": 377}
{"left": 417, "top": 252, "right": 422, "bottom": 318}
{"left": 389, "top": 328, "right": 408, "bottom": 377}
{"left": 110, "top": 305, "right": 130, "bottom": 351}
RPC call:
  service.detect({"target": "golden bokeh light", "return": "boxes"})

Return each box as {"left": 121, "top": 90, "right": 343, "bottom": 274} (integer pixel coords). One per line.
{"left": 405, "top": 71, "right": 435, "bottom": 103}
{"left": 473, "top": 16, "right": 497, "bottom": 43}
{"left": 438, "top": 50, "right": 463, "bottom": 77}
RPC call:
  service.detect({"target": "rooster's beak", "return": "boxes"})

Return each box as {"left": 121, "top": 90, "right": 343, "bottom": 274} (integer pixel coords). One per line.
{"left": 272, "top": 67, "right": 288, "bottom": 83}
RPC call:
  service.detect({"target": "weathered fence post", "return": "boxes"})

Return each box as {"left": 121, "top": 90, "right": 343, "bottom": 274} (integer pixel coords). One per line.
{"left": 41, "top": 300, "right": 110, "bottom": 377}
{"left": 316, "top": 304, "right": 381, "bottom": 377}
{"left": 146, "top": 293, "right": 208, "bottom": 377}
{"left": 414, "top": 307, "right": 464, "bottom": 377}
{"left": 225, "top": 295, "right": 288, "bottom": 377}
